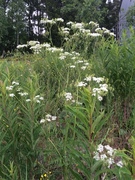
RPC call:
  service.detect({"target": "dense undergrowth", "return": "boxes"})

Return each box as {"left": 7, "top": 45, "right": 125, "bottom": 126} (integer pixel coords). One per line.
{"left": 0, "top": 18, "right": 135, "bottom": 179}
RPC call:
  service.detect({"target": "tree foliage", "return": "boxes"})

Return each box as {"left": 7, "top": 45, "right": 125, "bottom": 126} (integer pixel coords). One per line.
{"left": 7, "top": 0, "right": 27, "bottom": 45}
{"left": 0, "top": 0, "right": 47, "bottom": 54}
{"left": 46, "top": 0, "right": 120, "bottom": 29}
{"left": 44, "top": 0, "right": 62, "bottom": 18}
{"left": 104, "top": 0, "right": 120, "bottom": 29}
{"left": 126, "top": 4, "right": 135, "bottom": 26}
{"left": 61, "top": 0, "right": 106, "bottom": 24}
{"left": 0, "top": 0, "right": 121, "bottom": 55}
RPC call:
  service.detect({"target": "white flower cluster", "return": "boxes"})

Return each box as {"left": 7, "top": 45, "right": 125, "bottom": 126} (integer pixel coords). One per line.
{"left": 61, "top": 27, "right": 70, "bottom": 35}
{"left": 28, "top": 41, "right": 40, "bottom": 46}
{"left": 67, "top": 21, "right": 101, "bottom": 37}
{"left": 94, "top": 27, "right": 116, "bottom": 37}
{"left": 78, "top": 76, "right": 105, "bottom": 87}
{"left": 75, "top": 60, "right": 84, "bottom": 64}
{"left": 92, "top": 83, "right": 108, "bottom": 101}
{"left": 18, "top": 92, "right": 28, "bottom": 96}
{"left": 9, "top": 93, "right": 15, "bottom": 97}
{"left": 29, "top": 42, "right": 51, "bottom": 54}
{"left": 95, "top": 27, "right": 102, "bottom": 33}
{"left": 65, "top": 20, "right": 116, "bottom": 39}
{"left": 83, "top": 76, "right": 109, "bottom": 101}
{"left": 67, "top": 21, "right": 103, "bottom": 38}
{"left": 30, "top": 44, "right": 42, "bottom": 54}
{"left": 66, "top": 21, "right": 73, "bottom": 26}
{"left": 6, "top": 81, "right": 44, "bottom": 103}
{"left": 17, "top": 41, "right": 51, "bottom": 54}
{"left": 84, "top": 76, "right": 92, "bottom": 82}
{"left": 80, "top": 29, "right": 91, "bottom": 34}
{"left": 72, "top": 51, "right": 80, "bottom": 56}
{"left": 71, "top": 56, "right": 78, "bottom": 60}
{"left": 93, "top": 144, "right": 123, "bottom": 168}
{"left": 102, "top": 27, "right": 116, "bottom": 37}
{"left": 75, "top": 76, "right": 109, "bottom": 101}
{"left": 40, "top": 18, "right": 64, "bottom": 25}
{"left": 88, "top": 33, "right": 101, "bottom": 37}
{"left": 6, "top": 81, "right": 29, "bottom": 98}
{"left": 55, "top": 18, "right": 64, "bottom": 22}
{"left": 40, "top": 19, "right": 56, "bottom": 24}
{"left": 6, "top": 81, "right": 20, "bottom": 97}
{"left": 59, "top": 55, "right": 66, "bottom": 60}
{"left": 29, "top": 41, "right": 49, "bottom": 54}
{"left": 89, "top": 21, "right": 99, "bottom": 28}
{"left": 17, "top": 44, "right": 28, "bottom": 49}
{"left": 92, "top": 77, "right": 104, "bottom": 83}
{"left": 27, "top": 40, "right": 63, "bottom": 54}
{"left": 63, "top": 92, "right": 83, "bottom": 105}
{"left": 47, "top": 47, "right": 63, "bottom": 53}
{"left": 71, "top": 22, "right": 84, "bottom": 30}
{"left": 33, "top": 95, "right": 44, "bottom": 103}
{"left": 6, "top": 86, "right": 14, "bottom": 91}
{"left": 68, "top": 58, "right": 90, "bottom": 71}
{"left": 70, "top": 65, "right": 76, "bottom": 68}
{"left": 64, "top": 92, "right": 73, "bottom": 101}
{"left": 77, "top": 81, "right": 87, "bottom": 87}
{"left": 40, "top": 114, "right": 57, "bottom": 123}
{"left": 59, "top": 51, "right": 80, "bottom": 61}
{"left": 94, "top": 27, "right": 115, "bottom": 37}
{"left": 41, "top": 43, "right": 51, "bottom": 48}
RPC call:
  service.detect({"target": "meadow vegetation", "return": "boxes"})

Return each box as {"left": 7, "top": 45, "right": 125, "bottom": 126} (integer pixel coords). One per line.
{"left": 0, "top": 18, "right": 135, "bottom": 179}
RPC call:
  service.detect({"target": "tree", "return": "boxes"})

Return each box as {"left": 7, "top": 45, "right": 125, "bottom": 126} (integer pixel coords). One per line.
{"left": 44, "top": 0, "right": 62, "bottom": 19}
{"left": 24, "top": 0, "right": 46, "bottom": 41}
{"left": 0, "top": 0, "right": 11, "bottom": 53}
{"left": 104, "top": 0, "right": 120, "bottom": 30}
{"left": 7, "top": 0, "right": 27, "bottom": 45}
{"left": 0, "top": 0, "right": 121, "bottom": 55}
{"left": 126, "top": 4, "right": 135, "bottom": 26}
{"left": 0, "top": 0, "right": 47, "bottom": 54}
{"left": 61, "top": 0, "right": 106, "bottom": 25}
{"left": 0, "top": 5, "right": 7, "bottom": 41}
{"left": 44, "top": 0, "right": 120, "bottom": 29}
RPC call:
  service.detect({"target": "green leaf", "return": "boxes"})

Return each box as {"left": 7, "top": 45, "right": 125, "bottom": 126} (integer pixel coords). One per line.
{"left": 66, "top": 106, "right": 88, "bottom": 127}
{"left": 92, "top": 111, "right": 111, "bottom": 139}
{"left": 69, "top": 167, "right": 84, "bottom": 180}
{"left": 92, "top": 111, "right": 104, "bottom": 133}
{"left": 115, "top": 151, "right": 132, "bottom": 161}
{"left": 91, "top": 160, "right": 103, "bottom": 173}
{"left": 118, "top": 167, "right": 132, "bottom": 176}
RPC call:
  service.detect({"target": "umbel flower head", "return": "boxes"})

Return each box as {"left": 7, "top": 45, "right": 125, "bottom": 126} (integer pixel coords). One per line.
{"left": 40, "top": 114, "right": 57, "bottom": 123}
{"left": 93, "top": 144, "right": 123, "bottom": 168}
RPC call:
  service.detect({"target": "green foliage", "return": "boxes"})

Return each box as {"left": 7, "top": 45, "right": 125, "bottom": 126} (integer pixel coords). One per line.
{"left": 44, "top": 0, "right": 62, "bottom": 19}
{"left": 92, "top": 30, "right": 135, "bottom": 101}
{"left": 90, "top": 30, "right": 135, "bottom": 133}
{"left": 64, "top": 88, "right": 110, "bottom": 179}
{"left": 60, "top": 0, "right": 120, "bottom": 29}
{"left": 0, "top": 61, "right": 45, "bottom": 179}
{"left": 104, "top": 0, "right": 120, "bottom": 29}
{"left": 126, "top": 4, "right": 135, "bottom": 26}
{"left": 66, "top": 87, "right": 109, "bottom": 142}
{"left": 41, "top": 18, "right": 116, "bottom": 57}
{"left": 1, "top": 16, "right": 135, "bottom": 179}
{"left": 0, "top": 0, "right": 46, "bottom": 53}
{"left": 129, "top": 136, "right": 135, "bottom": 176}
{"left": 0, "top": 5, "right": 7, "bottom": 41}
{"left": 7, "top": 0, "right": 27, "bottom": 45}
{"left": 0, "top": 0, "right": 121, "bottom": 54}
